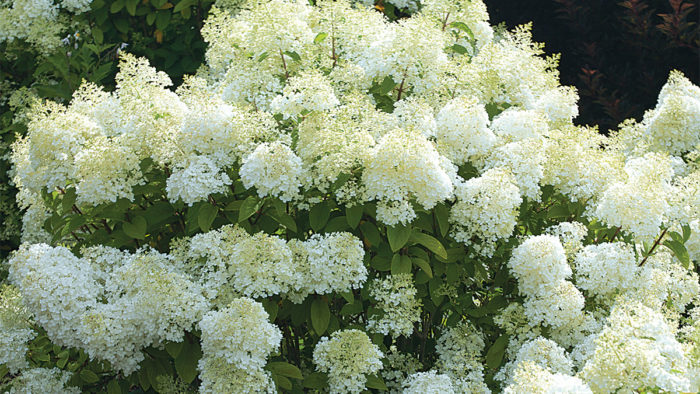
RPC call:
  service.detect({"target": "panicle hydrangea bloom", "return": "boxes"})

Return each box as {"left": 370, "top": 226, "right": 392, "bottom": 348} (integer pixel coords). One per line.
{"left": 362, "top": 128, "right": 453, "bottom": 225}
{"left": 593, "top": 152, "right": 674, "bottom": 241}
{"left": 296, "top": 105, "right": 375, "bottom": 190}
{"left": 380, "top": 346, "right": 422, "bottom": 393}
{"left": 545, "top": 221, "right": 588, "bottom": 257}
{"left": 229, "top": 230, "right": 297, "bottom": 299}
{"left": 643, "top": 71, "right": 700, "bottom": 155}
{"left": 199, "top": 297, "right": 282, "bottom": 370}
{"left": 313, "top": 329, "right": 383, "bottom": 394}
{"left": 0, "top": 284, "right": 35, "bottom": 373}
{"left": 629, "top": 251, "right": 699, "bottom": 315}
{"left": 573, "top": 242, "right": 638, "bottom": 299}
{"left": 393, "top": 97, "right": 437, "bottom": 138}
{"left": 533, "top": 86, "right": 580, "bottom": 125}
{"left": 522, "top": 280, "right": 585, "bottom": 329}
{"left": 449, "top": 168, "right": 522, "bottom": 254}
{"left": 499, "top": 337, "right": 573, "bottom": 386}
{"left": 403, "top": 371, "right": 456, "bottom": 394}
{"left": 434, "top": 96, "right": 496, "bottom": 165}
{"left": 503, "top": 361, "right": 592, "bottom": 394}
{"left": 8, "top": 244, "right": 100, "bottom": 351}
{"left": 507, "top": 235, "right": 570, "bottom": 296}
{"left": 198, "top": 356, "right": 276, "bottom": 394}
{"left": 8, "top": 244, "right": 208, "bottom": 374}
{"left": 435, "top": 323, "right": 486, "bottom": 378}
{"left": 295, "top": 232, "right": 368, "bottom": 296}
{"left": 240, "top": 141, "right": 303, "bottom": 202}
{"left": 166, "top": 155, "right": 232, "bottom": 206}
{"left": 489, "top": 108, "right": 548, "bottom": 142}
{"left": 367, "top": 274, "right": 421, "bottom": 337}
{"left": 482, "top": 138, "right": 546, "bottom": 201}
{"left": 580, "top": 299, "right": 697, "bottom": 393}
{"left": 542, "top": 125, "right": 625, "bottom": 202}
{"left": 270, "top": 70, "right": 340, "bottom": 119}
{"left": 6, "top": 367, "right": 79, "bottom": 394}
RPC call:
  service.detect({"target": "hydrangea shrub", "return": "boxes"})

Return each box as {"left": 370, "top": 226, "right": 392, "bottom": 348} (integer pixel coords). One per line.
{"left": 2, "top": 0, "right": 700, "bottom": 392}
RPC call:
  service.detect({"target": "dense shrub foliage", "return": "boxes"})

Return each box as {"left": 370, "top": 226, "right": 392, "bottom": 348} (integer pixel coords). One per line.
{"left": 2, "top": 0, "right": 700, "bottom": 393}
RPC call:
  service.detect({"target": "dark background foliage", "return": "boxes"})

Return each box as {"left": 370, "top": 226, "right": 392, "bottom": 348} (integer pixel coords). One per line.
{"left": 486, "top": 0, "right": 700, "bottom": 132}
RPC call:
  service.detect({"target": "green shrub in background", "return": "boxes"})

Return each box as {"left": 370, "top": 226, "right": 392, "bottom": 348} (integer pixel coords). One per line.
{"left": 0, "top": 0, "right": 217, "bottom": 258}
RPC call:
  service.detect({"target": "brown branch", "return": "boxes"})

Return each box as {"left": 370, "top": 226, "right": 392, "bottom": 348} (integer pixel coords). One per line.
{"left": 638, "top": 228, "right": 668, "bottom": 267}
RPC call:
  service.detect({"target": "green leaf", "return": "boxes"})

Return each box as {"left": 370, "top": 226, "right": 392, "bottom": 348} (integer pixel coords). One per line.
{"left": 113, "top": 17, "right": 129, "bottom": 33}
{"left": 155, "top": 10, "right": 171, "bottom": 30}
{"left": 310, "top": 298, "right": 330, "bottom": 335}
{"left": 175, "top": 340, "right": 201, "bottom": 384}
{"left": 449, "top": 21, "right": 474, "bottom": 40}
{"left": 257, "top": 51, "right": 269, "bottom": 62}
{"left": 165, "top": 341, "right": 184, "bottom": 358}
{"left": 146, "top": 12, "right": 156, "bottom": 25}
{"left": 346, "top": 205, "right": 363, "bottom": 229}
{"left": 365, "top": 374, "right": 388, "bottom": 390}
{"left": 80, "top": 369, "right": 99, "bottom": 384}
{"left": 272, "top": 375, "right": 292, "bottom": 390}
{"left": 451, "top": 44, "right": 468, "bottom": 54}
{"left": 409, "top": 232, "right": 447, "bottom": 259}
{"left": 682, "top": 224, "right": 692, "bottom": 242}
{"left": 110, "top": 0, "right": 125, "bottom": 13}
{"left": 238, "top": 195, "right": 261, "bottom": 222}
{"left": 173, "top": 0, "right": 196, "bottom": 12}
{"left": 387, "top": 224, "right": 412, "bottom": 252}
{"left": 61, "top": 187, "right": 77, "bottom": 214}
{"left": 107, "top": 379, "right": 122, "bottom": 394}
{"left": 412, "top": 258, "right": 432, "bottom": 278}
{"left": 198, "top": 204, "right": 218, "bottom": 232}
{"left": 664, "top": 239, "right": 691, "bottom": 268}
{"left": 434, "top": 204, "right": 449, "bottom": 237}
{"left": 391, "top": 254, "right": 412, "bottom": 275}
{"left": 314, "top": 32, "right": 328, "bottom": 44}
{"left": 268, "top": 211, "right": 297, "bottom": 232}
{"left": 376, "top": 76, "right": 396, "bottom": 95}
{"left": 126, "top": 0, "right": 138, "bottom": 15}
{"left": 485, "top": 335, "right": 509, "bottom": 369}
{"left": 309, "top": 203, "right": 331, "bottom": 232}
{"left": 267, "top": 361, "right": 303, "bottom": 380}
{"left": 92, "top": 26, "right": 104, "bottom": 44}
{"left": 123, "top": 216, "right": 147, "bottom": 239}
{"left": 303, "top": 372, "right": 327, "bottom": 389}
{"left": 360, "top": 221, "right": 381, "bottom": 247}
{"left": 283, "top": 50, "right": 301, "bottom": 62}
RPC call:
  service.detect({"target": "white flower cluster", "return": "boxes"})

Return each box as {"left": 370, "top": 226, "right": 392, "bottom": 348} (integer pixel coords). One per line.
{"left": 0, "top": 284, "right": 35, "bottom": 374}
{"left": 5, "top": 367, "right": 79, "bottom": 394}
{"left": 449, "top": 168, "right": 522, "bottom": 255}
{"left": 403, "top": 371, "right": 456, "bottom": 394}
{"left": 573, "top": 242, "right": 637, "bottom": 300}
{"left": 434, "top": 322, "right": 490, "bottom": 392}
{"left": 367, "top": 274, "right": 421, "bottom": 337}
{"left": 313, "top": 329, "right": 383, "bottom": 394}
{"left": 198, "top": 297, "right": 281, "bottom": 393}
{"left": 0, "top": 0, "right": 90, "bottom": 55}
{"left": 173, "top": 225, "right": 367, "bottom": 305}
{"left": 240, "top": 142, "right": 303, "bottom": 202}
{"left": 508, "top": 235, "right": 584, "bottom": 329}
{"left": 545, "top": 221, "right": 588, "bottom": 257}
{"left": 579, "top": 299, "right": 698, "bottom": 393}
{"left": 8, "top": 244, "right": 208, "bottom": 374}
